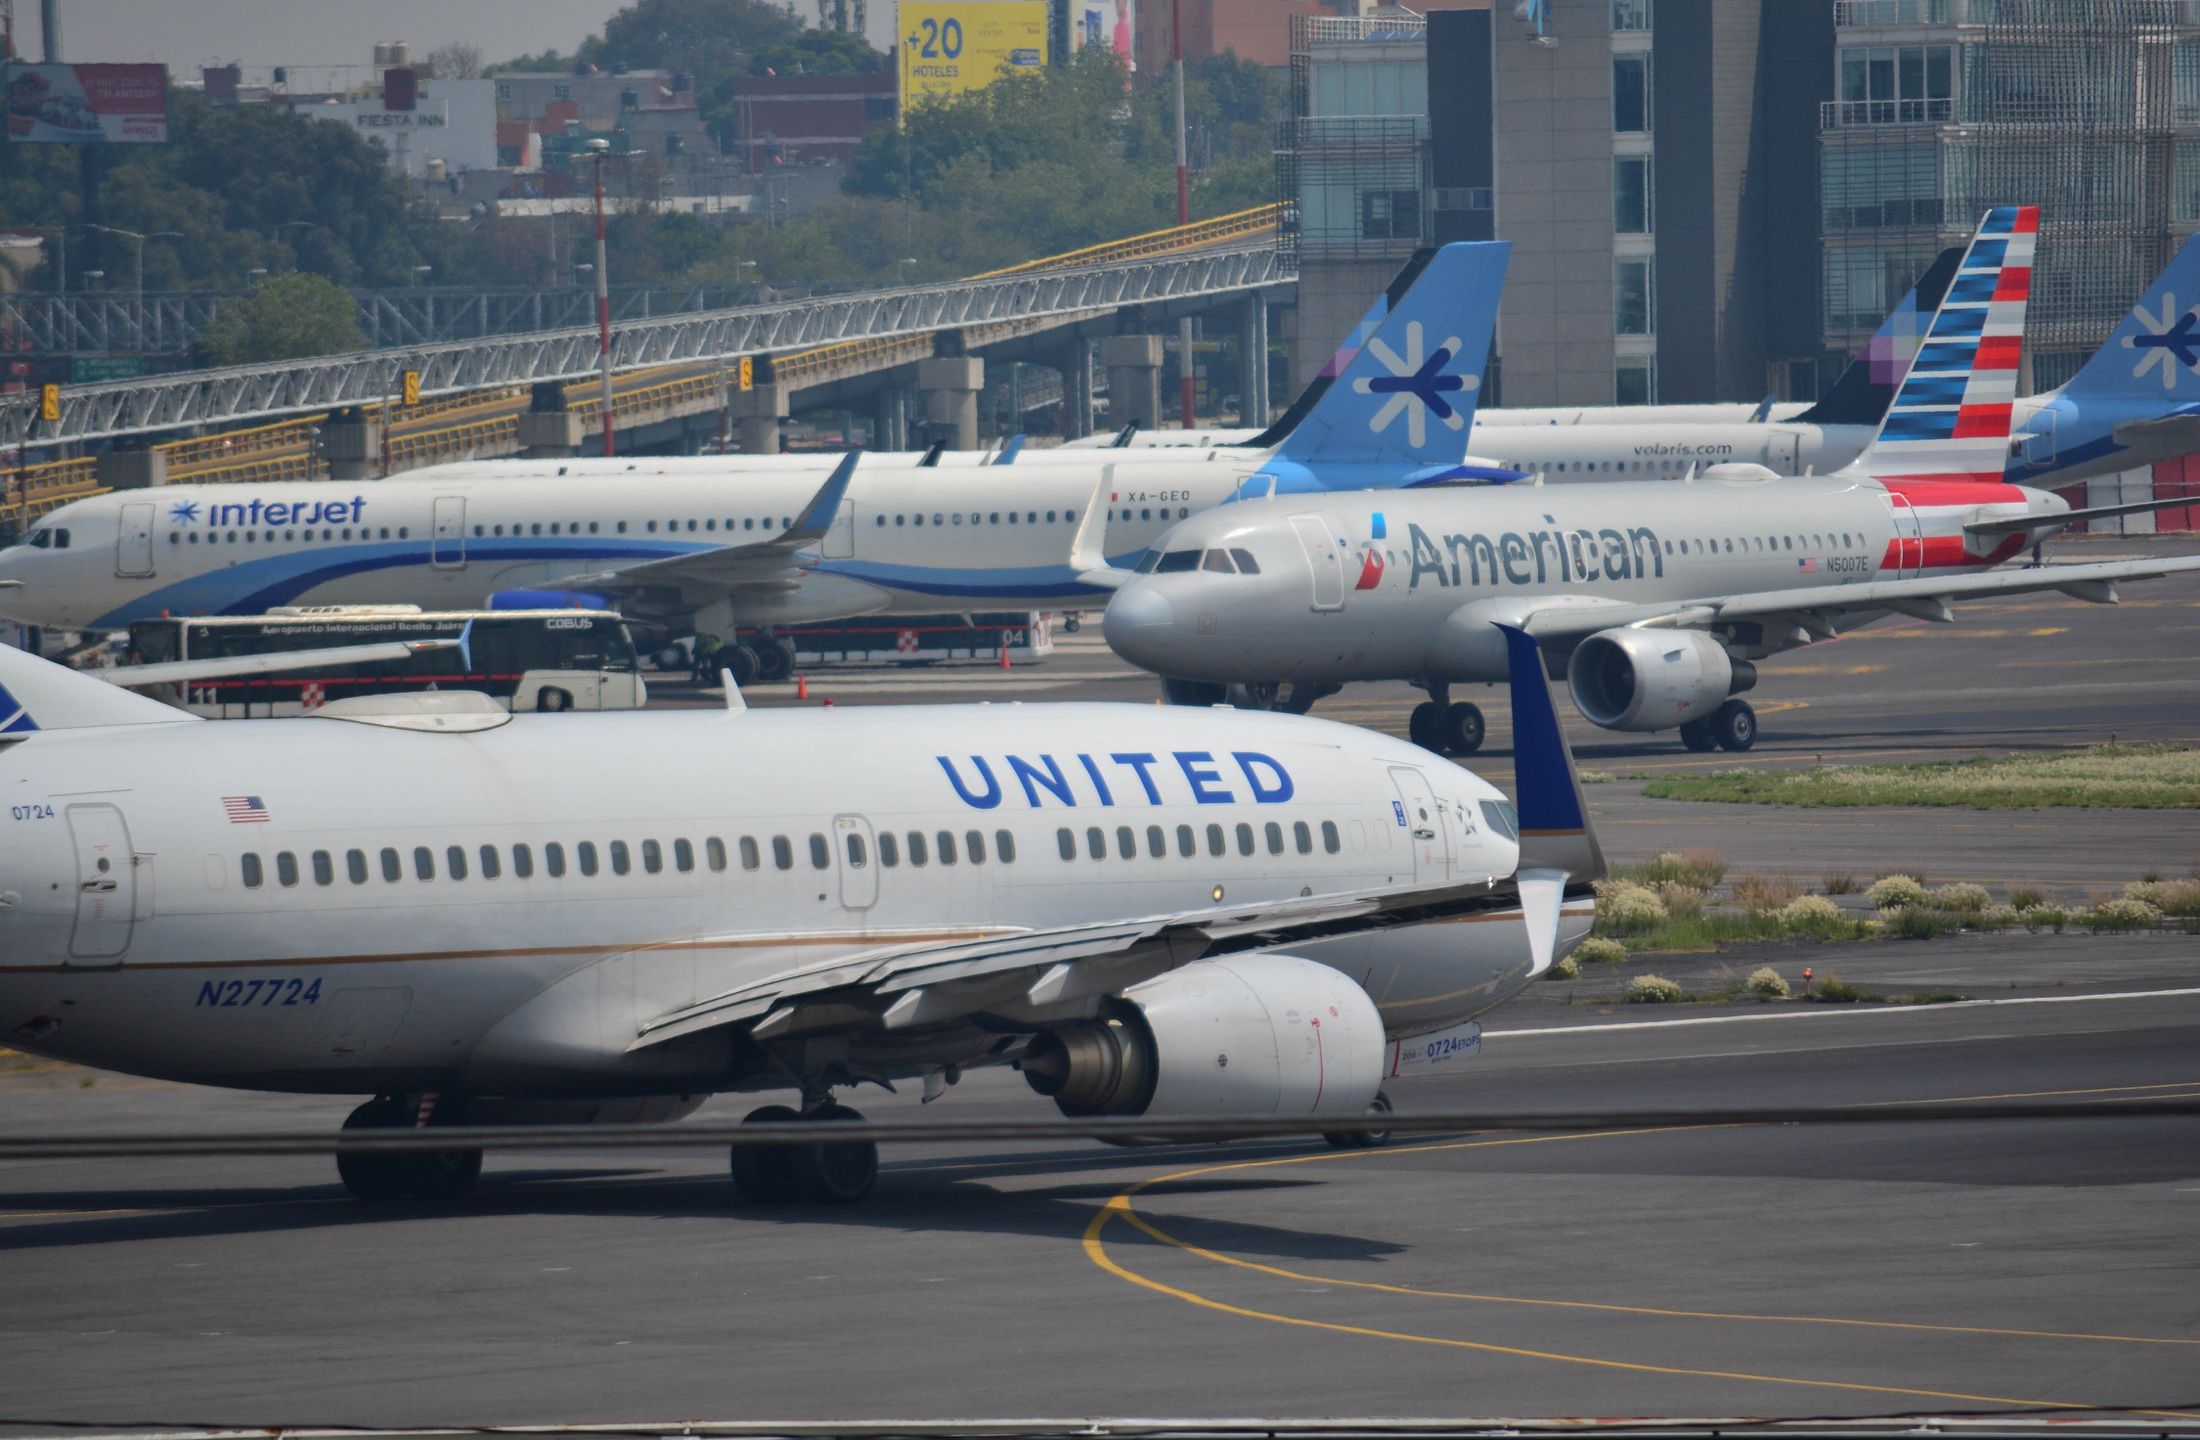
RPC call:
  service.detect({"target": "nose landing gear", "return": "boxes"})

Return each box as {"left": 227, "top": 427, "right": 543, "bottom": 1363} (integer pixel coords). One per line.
{"left": 1408, "top": 686, "right": 1485, "bottom": 756}
{"left": 1680, "top": 699, "right": 1757, "bottom": 753}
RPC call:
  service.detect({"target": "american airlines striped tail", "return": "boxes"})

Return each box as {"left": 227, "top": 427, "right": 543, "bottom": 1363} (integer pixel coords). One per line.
{"left": 1863, "top": 204, "right": 2038, "bottom": 485}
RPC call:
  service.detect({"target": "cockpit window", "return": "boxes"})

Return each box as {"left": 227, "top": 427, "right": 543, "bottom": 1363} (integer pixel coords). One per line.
{"left": 1201, "top": 549, "right": 1237, "bottom": 574}
{"left": 1479, "top": 800, "right": 1521, "bottom": 841}
{"left": 25, "top": 529, "right": 50, "bottom": 549}
{"left": 1153, "top": 549, "right": 1201, "bottom": 573}
{"left": 1135, "top": 549, "right": 1163, "bottom": 573}
{"left": 1229, "top": 548, "right": 1260, "bottom": 575}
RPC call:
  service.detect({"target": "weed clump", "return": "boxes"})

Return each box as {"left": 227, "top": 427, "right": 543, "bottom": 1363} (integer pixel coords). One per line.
{"left": 1626, "top": 974, "right": 1687, "bottom": 1004}
{"left": 1822, "top": 873, "right": 1860, "bottom": 896}
{"left": 2021, "top": 905, "right": 2069, "bottom": 933}
{"left": 1867, "top": 874, "right": 1928, "bottom": 911}
{"left": 1573, "top": 936, "right": 1628, "bottom": 965}
{"left": 2083, "top": 897, "right": 2160, "bottom": 933}
{"left": 1628, "top": 849, "right": 1728, "bottom": 889}
{"left": 1806, "top": 976, "right": 1880, "bottom": 1003}
{"left": 1778, "top": 894, "right": 1846, "bottom": 937}
{"left": 2008, "top": 886, "right": 2047, "bottom": 911}
{"left": 1746, "top": 966, "right": 1791, "bottom": 1000}
{"left": 1593, "top": 881, "right": 1668, "bottom": 937}
{"left": 1928, "top": 882, "right": 1992, "bottom": 914}
{"left": 1545, "top": 953, "right": 1580, "bottom": 980}
{"left": 2125, "top": 879, "right": 2200, "bottom": 917}
{"left": 1732, "top": 874, "right": 1806, "bottom": 914}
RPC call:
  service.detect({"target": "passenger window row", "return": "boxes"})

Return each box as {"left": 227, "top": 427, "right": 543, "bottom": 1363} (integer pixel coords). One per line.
{"left": 1055, "top": 818, "right": 1342, "bottom": 863}
{"left": 875, "top": 508, "right": 1091, "bottom": 529}
{"left": 238, "top": 827, "right": 1024, "bottom": 890}
{"left": 175, "top": 527, "right": 412, "bottom": 546}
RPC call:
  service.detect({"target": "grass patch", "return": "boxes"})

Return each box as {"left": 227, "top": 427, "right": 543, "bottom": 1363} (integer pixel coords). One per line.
{"left": 1620, "top": 849, "right": 1729, "bottom": 889}
{"left": 1822, "top": 873, "right": 1860, "bottom": 896}
{"left": 1803, "top": 976, "right": 1881, "bottom": 1003}
{"left": 1641, "top": 745, "right": 2200, "bottom": 810}
{"left": 1618, "top": 911, "right": 1874, "bottom": 953}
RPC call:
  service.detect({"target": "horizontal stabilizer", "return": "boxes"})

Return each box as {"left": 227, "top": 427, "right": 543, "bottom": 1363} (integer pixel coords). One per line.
{"left": 1965, "top": 493, "right": 2200, "bottom": 537}
{"left": 0, "top": 643, "right": 196, "bottom": 735}
{"left": 102, "top": 637, "right": 461, "bottom": 690}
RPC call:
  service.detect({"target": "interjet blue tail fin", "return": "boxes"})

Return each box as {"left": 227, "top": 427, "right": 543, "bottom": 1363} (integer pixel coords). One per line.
{"left": 2060, "top": 231, "right": 2200, "bottom": 408}
{"left": 1794, "top": 244, "right": 1962, "bottom": 428}
{"left": 1261, "top": 241, "right": 1510, "bottom": 489}
{"left": 1235, "top": 251, "right": 1426, "bottom": 450}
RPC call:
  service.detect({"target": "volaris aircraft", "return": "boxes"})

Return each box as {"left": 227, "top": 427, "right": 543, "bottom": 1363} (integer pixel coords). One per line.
{"left": 1094, "top": 207, "right": 2200, "bottom": 754}
{"left": 0, "top": 618, "right": 1599, "bottom": 1205}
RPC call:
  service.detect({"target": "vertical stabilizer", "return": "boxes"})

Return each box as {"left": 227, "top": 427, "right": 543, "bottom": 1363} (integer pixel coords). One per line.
{"left": 0, "top": 645, "right": 196, "bottom": 735}
{"left": 2059, "top": 231, "right": 2200, "bottom": 407}
{"left": 1861, "top": 205, "right": 2038, "bottom": 484}
{"left": 1794, "top": 244, "right": 1963, "bottom": 428}
{"left": 1496, "top": 622, "right": 1603, "bottom": 882}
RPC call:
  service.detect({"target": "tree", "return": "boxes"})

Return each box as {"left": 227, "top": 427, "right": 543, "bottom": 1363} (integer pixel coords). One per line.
{"left": 597, "top": 0, "right": 802, "bottom": 81}
{"left": 199, "top": 272, "right": 364, "bottom": 366}
{"left": 427, "top": 42, "right": 485, "bottom": 79}
{"left": 749, "top": 28, "right": 887, "bottom": 77}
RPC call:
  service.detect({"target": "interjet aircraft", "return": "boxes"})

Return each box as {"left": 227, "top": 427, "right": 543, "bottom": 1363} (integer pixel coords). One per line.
{"left": 1093, "top": 207, "right": 2200, "bottom": 754}
{"left": 0, "top": 618, "right": 1599, "bottom": 1205}
{"left": 0, "top": 244, "right": 1516, "bottom": 682}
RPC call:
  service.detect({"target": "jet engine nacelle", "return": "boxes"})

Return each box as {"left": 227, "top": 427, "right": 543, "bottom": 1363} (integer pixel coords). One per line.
{"left": 1567, "top": 627, "right": 1754, "bottom": 732}
{"left": 1021, "top": 955, "right": 1384, "bottom": 1119}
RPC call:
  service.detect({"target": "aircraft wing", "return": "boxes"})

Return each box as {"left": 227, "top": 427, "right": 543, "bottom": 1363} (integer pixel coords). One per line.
{"left": 1518, "top": 554, "right": 2200, "bottom": 645}
{"left": 629, "top": 874, "right": 1525, "bottom": 1052}
{"left": 101, "top": 638, "right": 461, "bottom": 689}
{"left": 2111, "top": 407, "right": 2200, "bottom": 453}
{"left": 551, "top": 452, "right": 860, "bottom": 599}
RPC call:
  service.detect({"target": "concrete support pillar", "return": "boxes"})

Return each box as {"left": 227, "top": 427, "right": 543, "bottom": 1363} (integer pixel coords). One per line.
{"left": 916, "top": 356, "right": 983, "bottom": 450}
{"left": 1102, "top": 334, "right": 1165, "bottom": 432}
{"left": 516, "top": 411, "right": 583, "bottom": 458}
{"left": 94, "top": 448, "right": 167, "bottom": 490}
{"left": 321, "top": 413, "right": 384, "bottom": 481}
{"left": 874, "top": 386, "right": 907, "bottom": 451}
{"left": 1064, "top": 339, "right": 1096, "bottom": 439}
{"left": 1239, "top": 297, "right": 1271, "bottom": 429}
{"left": 732, "top": 383, "right": 789, "bottom": 455}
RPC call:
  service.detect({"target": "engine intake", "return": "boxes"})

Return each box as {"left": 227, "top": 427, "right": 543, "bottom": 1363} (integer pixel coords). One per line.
{"left": 1022, "top": 956, "right": 1384, "bottom": 1119}
{"left": 1568, "top": 627, "right": 1748, "bottom": 733}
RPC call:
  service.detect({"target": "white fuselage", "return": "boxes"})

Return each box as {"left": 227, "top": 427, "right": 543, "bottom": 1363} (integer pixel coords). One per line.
{"left": 0, "top": 702, "right": 1576, "bottom": 1097}
{"left": 1101, "top": 473, "right": 2049, "bottom": 687}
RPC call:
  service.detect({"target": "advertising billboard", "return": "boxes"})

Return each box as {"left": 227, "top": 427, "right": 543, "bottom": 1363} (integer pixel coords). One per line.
{"left": 1070, "top": 0, "right": 1135, "bottom": 72}
{"left": 898, "top": 1, "right": 1048, "bottom": 106}
{"left": 4, "top": 63, "right": 170, "bottom": 143}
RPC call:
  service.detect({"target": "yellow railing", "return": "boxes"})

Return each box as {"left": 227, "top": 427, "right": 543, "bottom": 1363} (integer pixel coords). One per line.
{"left": 971, "top": 202, "right": 1283, "bottom": 278}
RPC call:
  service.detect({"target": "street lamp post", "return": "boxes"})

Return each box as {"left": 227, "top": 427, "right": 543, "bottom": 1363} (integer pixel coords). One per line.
{"left": 1172, "top": 0, "right": 1194, "bottom": 428}
{"left": 86, "top": 223, "right": 180, "bottom": 350}
{"left": 586, "top": 138, "right": 616, "bottom": 458}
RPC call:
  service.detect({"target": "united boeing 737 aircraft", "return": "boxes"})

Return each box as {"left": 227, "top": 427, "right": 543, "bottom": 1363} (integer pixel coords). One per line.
{"left": 1096, "top": 208, "right": 2200, "bottom": 753}
{"left": 0, "top": 620, "right": 1598, "bottom": 1205}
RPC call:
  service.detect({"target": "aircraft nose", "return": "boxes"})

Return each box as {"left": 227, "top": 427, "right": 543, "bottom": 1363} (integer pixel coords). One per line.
{"left": 1102, "top": 585, "right": 1177, "bottom": 660}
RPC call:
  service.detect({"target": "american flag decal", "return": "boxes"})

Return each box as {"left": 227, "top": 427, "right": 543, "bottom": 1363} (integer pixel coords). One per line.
{"left": 222, "top": 795, "right": 270, "bottom": 824}
{"left": 1797, "top": 556, "right": 1818, "bottom": 573}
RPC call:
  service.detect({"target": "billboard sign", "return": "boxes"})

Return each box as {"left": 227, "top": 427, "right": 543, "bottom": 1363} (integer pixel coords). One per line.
{"left": 1070, "top": 0, "right": 1135, "bottom": 73}
{"left": 899, "top": 1, "right": 1048, "bottom": 106}
{"left": 5, "top": 63, "right": 170, "bottom": 143}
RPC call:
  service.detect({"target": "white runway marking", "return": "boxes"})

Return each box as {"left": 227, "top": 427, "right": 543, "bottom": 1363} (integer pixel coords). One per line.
{"left": 1488, "top": 985, "right": 2200, "bottom": 1040}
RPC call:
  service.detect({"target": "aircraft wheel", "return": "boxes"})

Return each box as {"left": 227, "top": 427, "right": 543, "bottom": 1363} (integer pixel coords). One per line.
{"left": 335, "top": 1097, "right": 482, "bottom": 1204}
{"left": 1407, "top": 701, "right": 1443, "bottom": 752}
{"left": 1161, "top": 676, "right": 1228, "bottom": 707}
{"left": 790, "top": 1104, "right": 877, "bottom": 1205}
{"left": 1712, "top": 699, "right": 1758, "bottom": 753}
{"left": 756, "top": 638, "right": 796, "bottom": 683}
{"left": 1679, "top": 717, "right": 1718, "bottom": 752}
{"left": 1442, "top": 702, "right": 1485, "bottom": 756}
{"left": 1062, "top": 614, "right": 1082, "bottom": 633}
{"left": 535, "top": 686, "right": 572, "bottom": 714}
{"left": 1323, "top": 1091, "right": 1394, "bottom": 1150}
{"left": 729, "top": 1104, "right": 802, "bottom": 1205}
{"left": 725, "top": 643, "right": 761, "bottom": 688}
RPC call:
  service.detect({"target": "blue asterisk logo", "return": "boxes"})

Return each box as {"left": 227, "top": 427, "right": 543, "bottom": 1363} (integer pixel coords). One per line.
{"left": 167, "top": 501, "right": 200, "bottom": 523}
{"left": 1353, "top": 321, "right": 1478, "bottom": 446}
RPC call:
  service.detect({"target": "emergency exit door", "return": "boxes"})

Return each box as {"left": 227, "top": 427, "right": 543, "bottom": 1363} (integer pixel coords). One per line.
{"left": 115, "top": 503, "right": 155, "bottom": 579}
{"left": 431, "top": 496, "right": 467, "bottom": 569}
{"left": 833, "top": 814, "right": 878, "bottom": 910}
{"left": 1388, "top": 768, "right": 1449, "bottom": 883}
{"left": 66, "top": 804, "right": 136, "bottom": 964}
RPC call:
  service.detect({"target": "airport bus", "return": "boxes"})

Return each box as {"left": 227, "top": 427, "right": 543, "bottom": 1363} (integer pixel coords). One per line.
{"left": 124, "top": 606, "right": 647, "bottom": 718}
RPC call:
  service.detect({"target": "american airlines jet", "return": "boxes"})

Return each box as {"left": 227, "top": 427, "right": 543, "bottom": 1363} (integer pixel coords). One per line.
{"left": 1095, "top": 208, "right": 2200, "bottom": 754}
{"left": 0, "top": 619, "right": 1599, "bottom": 1205}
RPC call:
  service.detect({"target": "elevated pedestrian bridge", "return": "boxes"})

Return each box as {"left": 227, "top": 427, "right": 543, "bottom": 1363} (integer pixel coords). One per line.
{"left": 2, "top": 205, "right": 1291, "bottom": 530}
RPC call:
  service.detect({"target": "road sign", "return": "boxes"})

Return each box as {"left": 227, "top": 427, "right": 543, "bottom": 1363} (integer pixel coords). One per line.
{"left": 39, "top": 384, "right": 59, "bottom": 424}
{"left": 738, "top": 356, "right": 754, "bottom": 392}
{"left": 402, "top": 369, "right": 422, "bottom": 406}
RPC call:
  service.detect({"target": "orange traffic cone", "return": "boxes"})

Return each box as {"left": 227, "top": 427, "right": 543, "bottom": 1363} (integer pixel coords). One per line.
{"left": 999, "top": 638, "right": 1011, "bottom": 671}
{"left": 796, "top": 674, "right": 808, "bottom": 700}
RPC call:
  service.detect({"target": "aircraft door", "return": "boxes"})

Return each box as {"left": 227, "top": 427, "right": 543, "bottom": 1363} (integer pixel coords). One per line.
{"left": 833, "top": 814, "right": 878, "bottom": 910}
{"left": 1288, "top": 513, "right": 1347, "bottom": 612}
{"left": 65, "top": 804, "right": 137, "bottom": 964}
{"left": 1765, "top": 429, "right": 1800, "bottom": 473}
{"left": 1387, "top": 767, "right": 1450, "bottom": 882}
{"left": 115, "top": 503, "right": 155, "bottom": 579}
{"left": 1879, "top": 492, "right": 1923, "bottom": 579}
{"left": 822, "top": 502, "right": 855, "bottom": 559}
{"left": 431, "top": 497, "right": 467, "bottom": 569}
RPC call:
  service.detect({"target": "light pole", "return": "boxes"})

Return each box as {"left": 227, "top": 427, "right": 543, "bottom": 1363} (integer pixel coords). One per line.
{"left": 86, "top": 223, "right": 180, "bottom": 347}
{"left": 586, "top": 138, "right": 616, "bottom": 458}
{"left": 896, "top": 256, "right": 917, "bottom": 285}
{"left": 1171, "top": 0, "right": 1194, "bottom": 428}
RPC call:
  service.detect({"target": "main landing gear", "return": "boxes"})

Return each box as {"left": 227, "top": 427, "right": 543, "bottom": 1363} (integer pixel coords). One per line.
{"left": 718, "top": 634, "right": 798, "bottom": 689}
{"left": 335, "top": 1095, "right": 484, "bottom": 1204}
{"left": 1407, "top": 685, "right": 1485, "bottom": 757}
{"left": 1679, "top": 699, "right": 1757, "bottom": 753}
{"left": 729, "top": 1099, "right": 878, "bottom": 1205}
{"left": 1323, "top": 1090, "right": 1394, "bottom": 1150}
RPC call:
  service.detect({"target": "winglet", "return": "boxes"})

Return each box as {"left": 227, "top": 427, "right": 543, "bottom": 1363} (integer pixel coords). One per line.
{"left": 1069, "top": 467, "right": 1125, "bottom": 588}
{"left": 918, "top": 440, "right": 947, "bottom": 467}
{"left": 994, "top": 433, "right": 1026, "bottom": 466}
{"left": 786, "top": 450, "right": 861, "bottom": 545}
{"left": 1748, "top": 394, "right": 1775, "bottom": 423}
{"left": 455, "top": 618, "right": 474, "bottom": 674}
{"left": 720, "top": 668, "right": 747, "bottom": 713}
{"left": 1111, "top": 424, "right": 1137, "bottom": 449}
{"left": 1496, "top": 622, "right": 1604, "bottom": 883}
